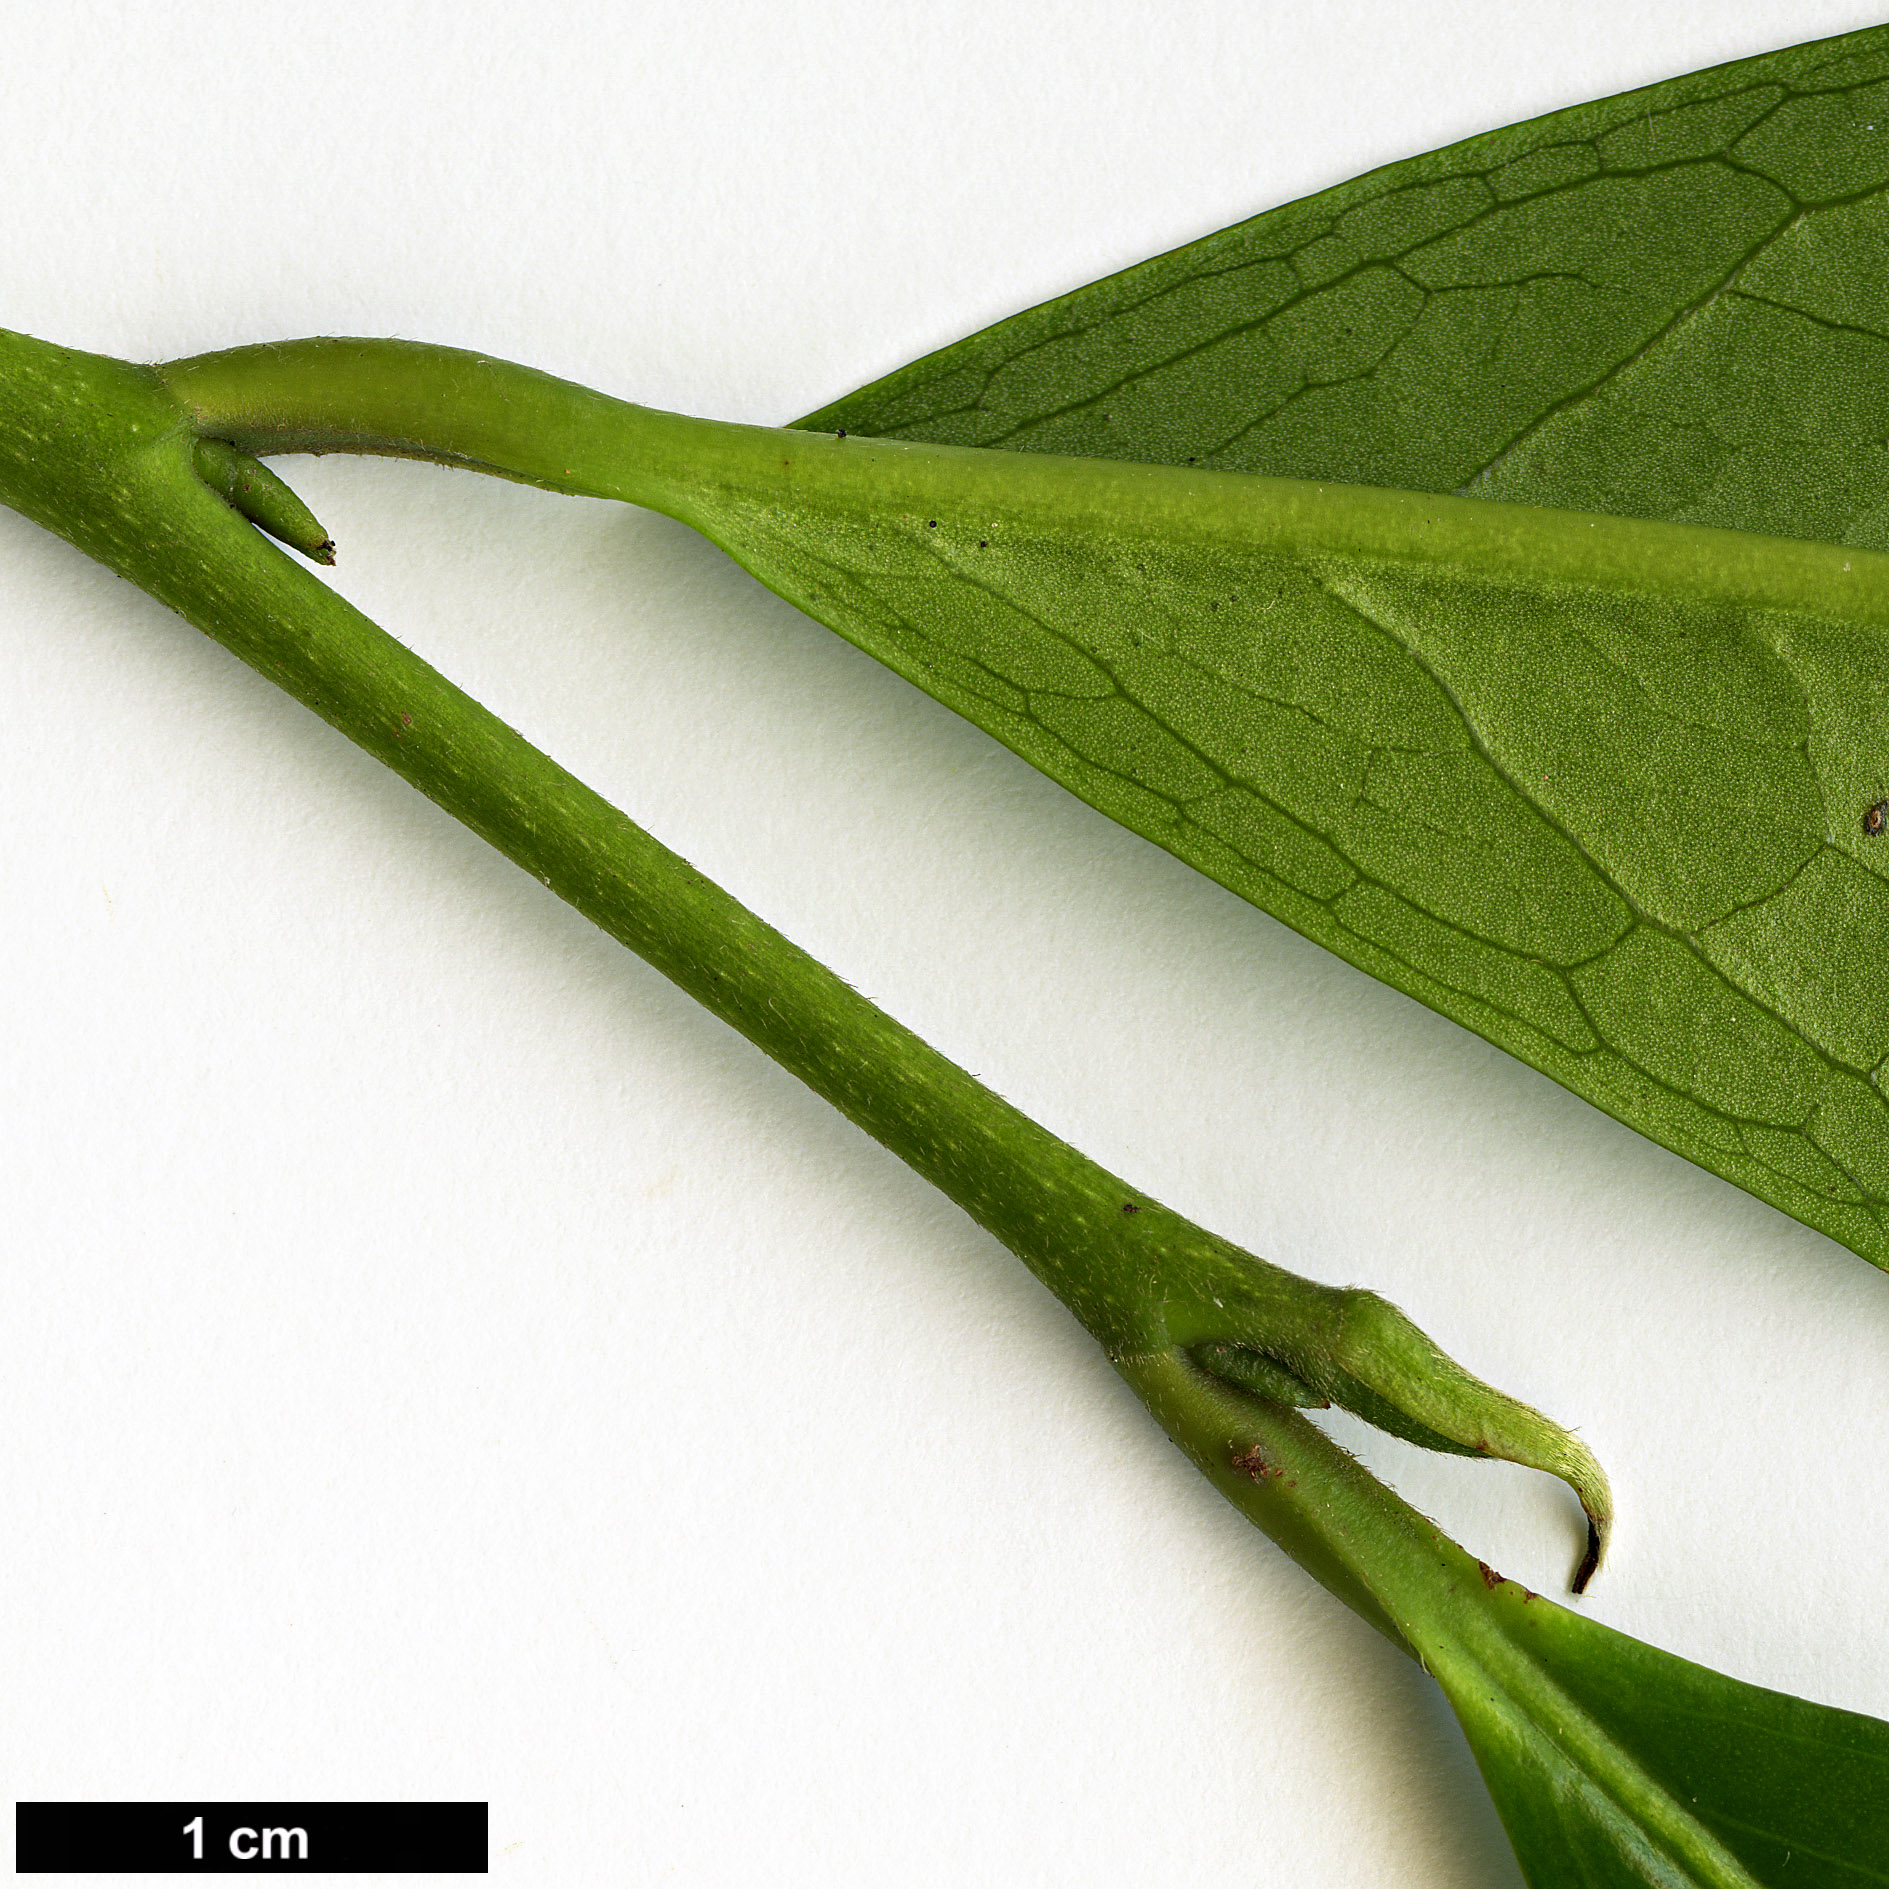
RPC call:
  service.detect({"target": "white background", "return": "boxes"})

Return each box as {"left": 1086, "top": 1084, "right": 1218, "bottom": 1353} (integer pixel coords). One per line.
{"left": 4, "top": 3, "right": 1888, "bottom": 1882}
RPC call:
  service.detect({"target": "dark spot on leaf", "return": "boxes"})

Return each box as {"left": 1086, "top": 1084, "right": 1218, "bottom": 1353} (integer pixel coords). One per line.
{"left": 1477, "top": 1560, "right": 1503, "bottom": 1589}
{"left": 927, "top": 520, "right": 937, "bottom": 528}
{"left": 978, "top": 540, "right": 987, "bottom": 548}
{"left": 1866, "top": 800, "right": 1887, "bottom": 837}
{"left": 1120, "top": 1200, "right": 1139, "bottom": 1215}
{"left": 835, "top": 429, "right": 846, "bottom": 438}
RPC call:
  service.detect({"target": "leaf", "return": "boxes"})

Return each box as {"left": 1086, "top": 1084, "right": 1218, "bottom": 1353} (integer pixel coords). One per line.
{"left": 164, "top": 306, "right": 1889, "bottom": 1274}
{"left": 1151, "top": 1354, "right": 1889, "bottom": 1889}
{"left": 448, "top": 398, "right": 1889, "bottom": 1269}
{"left": 1440, "top": 1568, "right": 1889, "bottom": 1887}
{"left": 1455, "top": 1599, "right": 1889, "bottom": 1886}
{"left": 792, "top": 22, "right": 1889, "bottom": 1268}
{"left": 798, "top": 24, "right": 1889, "bottom": 538}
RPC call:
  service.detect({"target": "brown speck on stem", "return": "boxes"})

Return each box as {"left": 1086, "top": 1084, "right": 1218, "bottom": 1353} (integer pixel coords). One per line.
{"left": 1232, "top": 1444, "right": 1282, "bottom": 1481}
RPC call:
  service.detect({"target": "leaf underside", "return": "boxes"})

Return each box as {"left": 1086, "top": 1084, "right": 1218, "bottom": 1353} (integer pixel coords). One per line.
{"left": 796, "top": 23, "right": 1889, "bottom": 1268}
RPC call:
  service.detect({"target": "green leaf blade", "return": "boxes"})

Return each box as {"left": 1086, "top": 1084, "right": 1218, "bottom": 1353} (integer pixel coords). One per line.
{"left": 1144, "top": 1356, "right": 1889, "bottom": 1888}
{"left": 801, "top": 29, "right": 1889, "bottom": 543}
{"left": 184, "top": 310, "right": 1885, "bottom": 1264}
{"left": 639, "top": 431, "right": 1889, "bottom": 1264}
{"left": 1446, "top": 1579, "right": 1889, "bottom": 1887}
{"left": 786, "top": 23, "right": 1889, "bottom": 1266}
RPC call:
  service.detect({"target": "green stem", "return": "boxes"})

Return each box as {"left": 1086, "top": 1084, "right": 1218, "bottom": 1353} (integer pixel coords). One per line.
{"left": 0, "top": 326, "right": 1605, "bottom": 1630}
{"left": 160, "top": 335, "right": 1889, "bottom": 629}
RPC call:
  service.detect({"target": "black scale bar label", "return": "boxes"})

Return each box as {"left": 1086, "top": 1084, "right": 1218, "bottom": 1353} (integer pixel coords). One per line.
{"left": 16, "top": 1803, "right": 487, "bottom": 1873}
